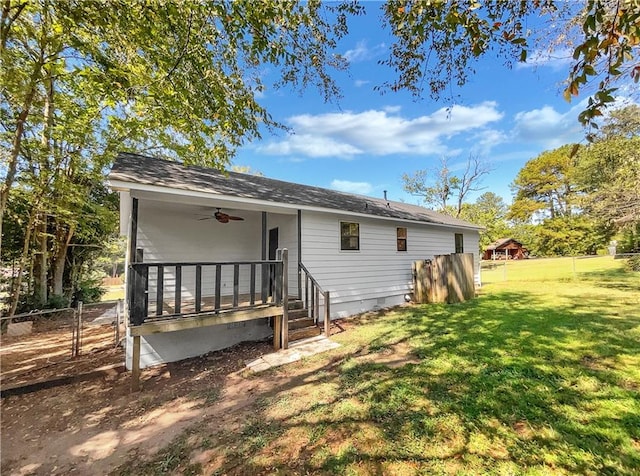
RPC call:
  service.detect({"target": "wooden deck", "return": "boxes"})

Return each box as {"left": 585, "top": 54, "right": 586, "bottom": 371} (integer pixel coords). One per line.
{"left": 128, "top": 259, "right": 285, "bottom": 326}
{"left": 146, "top": 293, "right": 277, "bottom": 319}
{"left": 130, "top": 304, "right": 285, "bottom": 336}
{"left": 132, "top": 293, "right": 301, "bottom": 336}
{"left": 127, "top": 251, "right": 334, "bottom": 389}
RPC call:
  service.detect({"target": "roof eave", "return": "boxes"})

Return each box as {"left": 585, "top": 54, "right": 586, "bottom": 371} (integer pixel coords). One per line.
{"left": 108, "top": 178, "right": 483, "bottom": 231}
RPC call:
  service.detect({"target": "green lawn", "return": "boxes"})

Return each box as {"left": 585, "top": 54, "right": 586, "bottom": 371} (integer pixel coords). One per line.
{"left": 480, "top": 255, "right": 629, "bottom": 284}
{"left": 122, "top": 256, "right": 640, "bottom": 475}
{"left": 101, "top": 284, "right": 125, "bottom": 302}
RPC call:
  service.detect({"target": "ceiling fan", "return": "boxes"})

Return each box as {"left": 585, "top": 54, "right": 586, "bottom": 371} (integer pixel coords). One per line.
{"left": 199, "top": 208, "right": 245, "bottom": 224}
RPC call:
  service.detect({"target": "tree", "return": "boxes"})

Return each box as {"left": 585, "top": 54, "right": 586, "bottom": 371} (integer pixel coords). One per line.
{"left": 598, "top": 104, "right": 640, "bottom": 140}
{"left": 508, "top": 139, "right": 621, "bottom": 256}
{"left": 1, "top": 0, "right": 364, "bottom": 314}
{"left": 576, "top": 105, "right": 640, "bottom": 224}
{"left": 229, "top": 165, "right": 264, "bottom": 176}
{"left": 402, "top": 155, "right": 491, "bottom": 217}
{"left": 509, "top": 145, "right": 579, "bottom": 222}
{"left": 0, "top": 0, "right": 364, "bottom": 247}
{"left": 533, "top": 215, "right": 612, "bottom": 256}
{"left": 380, "top": 1, "right": 639, "bottom": 129}
{"left": 459, "top": 192, "right": 510, "bottom": 250}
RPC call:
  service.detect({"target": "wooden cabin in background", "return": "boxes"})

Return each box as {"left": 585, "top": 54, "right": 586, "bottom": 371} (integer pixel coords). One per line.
{"left": 483, "top": 238, "right": 528, "bottom": 260}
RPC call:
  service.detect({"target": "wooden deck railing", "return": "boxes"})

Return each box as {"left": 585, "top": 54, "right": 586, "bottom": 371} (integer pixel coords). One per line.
{"left": 128, "top": 259, "right": 284, "bottom": 326}
{"left": 298, "top": 262, "right": 331, "bottom": 336}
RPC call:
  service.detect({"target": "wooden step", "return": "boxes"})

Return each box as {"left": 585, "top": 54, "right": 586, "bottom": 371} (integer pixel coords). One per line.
{"left": 289, "top": 325, "right": 322, "bottom": 342}
{"left": 288, "top": 308, "right": 310, "bottom": 320}
{"left": 287, "top": 300, "right": 304, "bottom": 310}
{"left": 288, "top": 317, "right": 316, "bottom": 330}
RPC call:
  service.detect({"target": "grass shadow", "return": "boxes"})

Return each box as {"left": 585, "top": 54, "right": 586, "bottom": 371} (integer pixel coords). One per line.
{"left": 114, "top": 268, "right": 640, "bottom": 475}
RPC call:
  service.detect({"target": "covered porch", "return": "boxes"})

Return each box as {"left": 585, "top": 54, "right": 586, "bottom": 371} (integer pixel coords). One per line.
{"left": 124, "top": 193, "right": 330, "bottom": 387}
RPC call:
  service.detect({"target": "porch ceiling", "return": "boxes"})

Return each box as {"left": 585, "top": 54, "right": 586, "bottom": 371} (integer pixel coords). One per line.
{"left": 133, "top": 189, "right": 298, "bottom": 216}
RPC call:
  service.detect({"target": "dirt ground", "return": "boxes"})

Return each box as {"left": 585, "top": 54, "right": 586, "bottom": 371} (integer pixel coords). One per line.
{"left": 1, "top": 338, "right": 276, "bottom": 475}
{"left": 0, "top": 318, "right": 399, "bottom": 476}
{"left": 1, "top": 303, "right": 122, "bottom": 388}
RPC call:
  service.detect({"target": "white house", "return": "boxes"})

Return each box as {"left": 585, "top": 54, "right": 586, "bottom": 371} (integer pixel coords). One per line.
{"left": 108, "top": 153, "right": 482, "bottom": 371}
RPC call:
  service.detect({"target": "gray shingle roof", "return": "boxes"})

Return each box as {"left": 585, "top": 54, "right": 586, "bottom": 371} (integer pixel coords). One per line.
{"left": 109, "top": 153, "right": 482, "bottom": 229}
{"left": 486, "top": 238, "right": 522, "bottom": 250}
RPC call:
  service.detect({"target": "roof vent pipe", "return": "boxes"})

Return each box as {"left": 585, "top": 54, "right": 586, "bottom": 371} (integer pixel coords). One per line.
{"left": 383, "top": 190, "right": 387, "bottom": 200}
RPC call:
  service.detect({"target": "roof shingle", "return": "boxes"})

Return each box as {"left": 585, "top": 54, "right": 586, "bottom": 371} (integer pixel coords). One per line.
{"left": 109, "top": 153, "right": 482, "bottom": 230}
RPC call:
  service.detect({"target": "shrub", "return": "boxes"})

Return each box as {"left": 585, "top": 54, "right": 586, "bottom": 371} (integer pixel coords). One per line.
{"left": 46, "top": 294, "right": 70, "bottom": 309}
{"left": 625, "top": 255, "right": 640, "bottom": 272}
{"left": 72, "top": 276, "right": 106, "bottom": 304}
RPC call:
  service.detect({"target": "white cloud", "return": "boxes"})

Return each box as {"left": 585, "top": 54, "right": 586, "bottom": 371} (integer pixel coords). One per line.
{"left": 516, "top": 47, "right": 573, "bottom": 71}
{"left": 344, "top": 40, "right": 386, "bottom": 63}
{"left": 330, "top": 179, "right": 373, "bottom": 195}
{"left": 383, "top": 105, "right": 402, "bottom": 114}
{"left": 258, "top": 102, "right": 504, "bottom": 159}
{"left": 471, "top": 129, "right": 507, "bottom": 154}
{"left": 512, "top": 101, "right": 587, "bottom": 148}
{"left": 259, "top": 134, "right": 362, "bottom": 158}
{"left": 354, "top": 79, "right": 371, "bottom": 87}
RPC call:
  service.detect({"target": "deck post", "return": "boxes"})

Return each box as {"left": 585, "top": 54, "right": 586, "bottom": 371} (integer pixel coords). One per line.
{"left": 127, "top": 198, "right": 139, "bottom": 324}
{"left": 156, "top": 265, "right": 164, "bottom": 316}
{"left": 273, "top": 248, "right": 283, "bottom": 350}
{"left": 273, "top": 308, "right": 282, "bottom": 350}
{"left": 297, "top": 210, "right": 302, "bottom": 300}
{"left": 195, "top": 265, "right": 202, "bottom": 312}
{"left": 261, "top": 212, "right": 268, "bottom": 303}
{"left": 131, "top": 334, "right": 141, "bottom": 391}
{"left": 282, "top": 248, "right": 289, "bottom": 349}
{"left": 324, "top": 290, "right": 330, "bottom": 336}
{"left": 130, "top": 263, "right": 147, "bottom": 326}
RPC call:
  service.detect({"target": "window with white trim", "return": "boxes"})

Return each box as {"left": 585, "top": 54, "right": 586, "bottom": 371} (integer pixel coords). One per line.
{"left": 340, "top": 222, "right": 360, "bottom": 250}
{"left": 397, "top": 227, "right": 407, "bottom": 251}
{"left": 455, "top": 233, "right": 464, "bottom": 253}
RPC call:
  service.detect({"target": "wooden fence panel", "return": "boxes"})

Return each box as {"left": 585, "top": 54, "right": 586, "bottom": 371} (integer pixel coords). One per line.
{"left": 412, "top": 260, "right": 427, "bottom": 304}
{"left": 432, "top": 255, "right": 449, "bottom": 303}
{"left": 412, "top": 253, "right": 475, "bottom": 305}
{"left": 447, "top": 253, "right": 475, "bottom": 304}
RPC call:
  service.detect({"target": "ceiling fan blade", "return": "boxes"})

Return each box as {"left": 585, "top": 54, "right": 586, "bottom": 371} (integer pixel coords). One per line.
{"left": 210, "top": 208, "right": 242, "bottom": 223}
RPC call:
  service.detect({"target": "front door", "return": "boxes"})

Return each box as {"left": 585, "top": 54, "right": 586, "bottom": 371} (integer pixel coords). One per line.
{"left": 268, "top": 227, "right": 279, "bottom": 261}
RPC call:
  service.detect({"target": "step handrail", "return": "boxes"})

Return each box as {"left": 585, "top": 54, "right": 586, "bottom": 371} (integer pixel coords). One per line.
{"left": 298, "top": 262, "right": 330, "bottom": 336}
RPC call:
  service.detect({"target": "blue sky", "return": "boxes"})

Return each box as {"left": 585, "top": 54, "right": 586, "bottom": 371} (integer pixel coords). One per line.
{"left": 231, "top": 5, "right": 604, "bottom": 206}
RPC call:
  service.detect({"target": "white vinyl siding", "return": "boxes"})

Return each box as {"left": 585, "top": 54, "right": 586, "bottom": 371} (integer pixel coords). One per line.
{"left": 136, "top": 200, "right": 263, "bottom": 302}
{"left": 126, "top": 198, "right": 297, "bottom": 368}
{"left": 301, "top": 211, "right": 479, "bottom": 317}
{"left": 134, "top": 199, "right": 299, "bottom": 302}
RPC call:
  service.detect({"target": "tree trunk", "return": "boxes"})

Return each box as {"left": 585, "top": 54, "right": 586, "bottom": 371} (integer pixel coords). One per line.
{"left": 51, "top": 222, "right": 75, "bottom": 297}
{"left": 7, "top": 210, "right": 37, "bottom": 316}
{"left": 0, "top": 63, "right": 43, "bottom": 257}
{"left": 33, "top": 215, "right": 48, "bottom": 306}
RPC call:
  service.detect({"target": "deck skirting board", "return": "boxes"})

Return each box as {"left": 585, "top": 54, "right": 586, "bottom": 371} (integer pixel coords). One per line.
{"left": 130, "top": 305, "right": 285, "bottom": 336}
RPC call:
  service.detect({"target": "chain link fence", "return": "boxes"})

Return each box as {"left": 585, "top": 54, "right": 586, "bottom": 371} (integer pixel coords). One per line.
{"left": 479, "top": 255, "right": 628, "bottom": 285}
{"left": 1, "top": 300, "right": 124, "bottom": 389}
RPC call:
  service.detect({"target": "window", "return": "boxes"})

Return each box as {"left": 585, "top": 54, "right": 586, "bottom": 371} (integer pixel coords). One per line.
{"left": 455, "top": 233, "right": 464, "bottom": 253}
{"left": 397, "top": 227, "right": 407, "bottom": 251}
{"left": 340, "top": 222, "right": 360, "bottom": 250}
